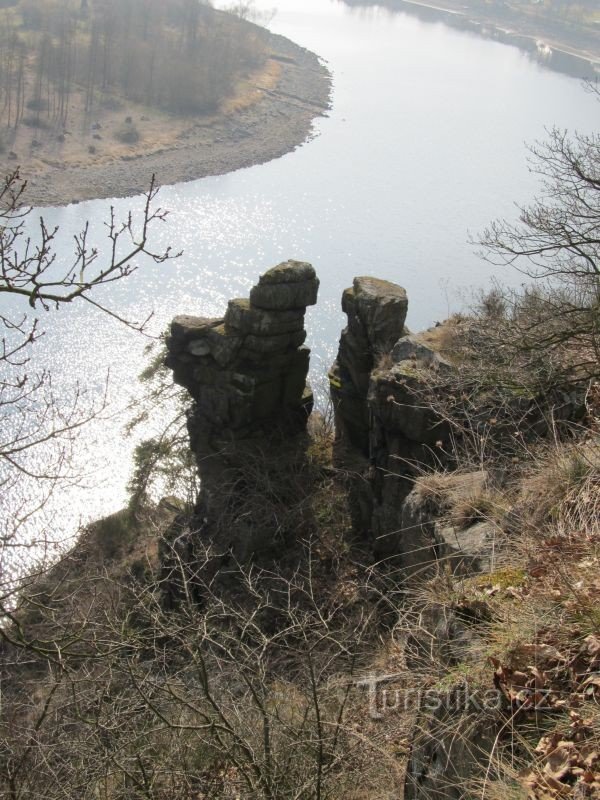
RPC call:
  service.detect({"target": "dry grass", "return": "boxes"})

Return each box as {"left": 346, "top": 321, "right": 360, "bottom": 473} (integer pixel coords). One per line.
{"left": 519, "top": 438, "right": 600, "bottom": 536}
{"left": 0, "top": 56, "right": 281, "bottom": 183}
{"left": 414, "top": 469, "right": 508, "bottom": 530}
{"left": 450, "top": 490, "right": 506, "bottom": 530}
{"left": 392, "top": 431, "right": 600, "bottom": 799}
{"left": 220, "top": 57, "right": 281, "bottom": 114}
{"left": 374, "top": 349, "right": 394, "bottom": 372}
{"left": 419, "top": 315, "right": 467, "bottom": 365}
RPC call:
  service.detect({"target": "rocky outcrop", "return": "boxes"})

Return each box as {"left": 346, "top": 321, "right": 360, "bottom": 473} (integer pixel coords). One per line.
{"left": 435, "top": 520, "right": 497, "bottom": 575}
{"left": 167, "top": 269, "right": 500, "bottom": 574}
{"left": 330, "top": 277, "right": 452, "bottom": 568}
{"left": 326, "top": 282, "right": 529, "bottom": 800}
{"left": 329, "top": 276, "right": 409, "bottom": 453}
{"left": 164, "top": 271, "right": 521, "bottom": 796}
{"left": 167, "top": 260, "right": 317, "bottom": 439}
{"left": 166, "top": 260, "right": 318, "bottom": 559}
{"left": 404, "top": 684, "right": 499, "bottom": 800}
{"left": 388, "top": 470, "right": 501, "bottom": 577}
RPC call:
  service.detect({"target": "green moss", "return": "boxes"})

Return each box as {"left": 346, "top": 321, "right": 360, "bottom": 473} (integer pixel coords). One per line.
{"left": 392, "top": 361, "right": 420, "bottom": 378}
{"left": 468, "top": 567, "right": 527, "bottom": 590}
{"left": 504, "top": 384, "right": 536, "bottom": 399}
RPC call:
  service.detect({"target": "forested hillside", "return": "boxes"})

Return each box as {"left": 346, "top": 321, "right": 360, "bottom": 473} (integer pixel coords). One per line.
{"left": 0, "top": 0, "right": 267, "bottom": 147}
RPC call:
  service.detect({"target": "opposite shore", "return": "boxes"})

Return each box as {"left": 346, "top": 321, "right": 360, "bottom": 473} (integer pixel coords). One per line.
{"left": 9, "top": 29, "right": 331, "bottom": 209}
{"left": 9, "top": 1, "right": 598, "bottom": 209}
{"left": 344, "top": 0, "right": 599, "bottom": 78}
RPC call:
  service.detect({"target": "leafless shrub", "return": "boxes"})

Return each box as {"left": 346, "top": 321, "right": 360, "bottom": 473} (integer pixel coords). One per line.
{"left": 114, "top": 121, "right": 140, "bottom": 144}
{"left": 0, "top": 527, "right": 408, "bottom": 800}
{"left": 1, "top": 168, "right": 179, "bottom": 606}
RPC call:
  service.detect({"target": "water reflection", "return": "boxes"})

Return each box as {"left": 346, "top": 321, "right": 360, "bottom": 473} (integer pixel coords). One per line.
{"left": 336, "top": 0, "right": 599, "bottom": 80}
{"left": 2, "top": 0, "right": 598, "bottom": 545}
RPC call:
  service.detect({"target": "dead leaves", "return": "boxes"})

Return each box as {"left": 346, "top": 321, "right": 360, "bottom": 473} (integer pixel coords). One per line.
{"left": 584, "top": 636, "right": 600, "bottom": 669}
{"left": 521, "top": 715, "right": 600, "bottom": 798}
{"left": 491, "top": 639, "right": 600, "bottom": 799}
{"left": 490, "top": 648, "right": 568, "bottom": 712}
{"left": 491, "top": 631, "right": 600, "bottom": 711}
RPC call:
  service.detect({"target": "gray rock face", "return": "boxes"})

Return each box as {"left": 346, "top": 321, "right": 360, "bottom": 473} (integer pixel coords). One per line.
{"left": 225, "top": 299, "right": 305, "bottom": 337}
{"left": 435, "top": 520, "right": 497, "bottom": 576}
{"left": 372, "top": 482, "right": 439, "bottom": 568}
{"left": 331, "top": 276, "right": 411, "bottom": 457}
{"left": 170, "top": 315, "right": 220, "bottom": 345}
{"left": 405, "top": 685, "right": 498, "bottom": 800}
{"left": 167, "top": 261, "right": 318, "bottom": 436}
{"left": 330, "top": 278, "right": 454, "bottom": 562}
{"left": 345, "top": 276, "right": 408, "bottom": 350}
{"left": 392, "top": 334, "right": 453, "bottom": 374}
{"left": 258, "top": 260, "right": 317, "bottom": 284}
{"left": 368, "top": 365, "right": 447, "bottom": 445}
{"left": 166, "top": 262, "right": 319, "bottom": 559}
{"left": 249, "top": 260, "right": 320, "bottom": 311}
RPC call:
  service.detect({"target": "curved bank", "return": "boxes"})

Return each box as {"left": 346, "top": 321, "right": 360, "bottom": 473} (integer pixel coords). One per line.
{"left": 19, "top": 29, "right": 332, "bottom": 208}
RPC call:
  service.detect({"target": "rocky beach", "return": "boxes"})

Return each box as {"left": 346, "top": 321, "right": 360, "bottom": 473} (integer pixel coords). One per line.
{"left": 11, "top": 30, "right": 331, "bottom": 208}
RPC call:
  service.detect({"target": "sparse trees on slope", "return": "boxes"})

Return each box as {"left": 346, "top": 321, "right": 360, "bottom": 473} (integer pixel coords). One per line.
{"left": 0, "top": 536, "right": 396, "bottom": 800}
{"left": 0, "top": 169, "right": 176, "bottom": 594}
{"left": 0, "top": 0, "right": 267, "bottom": 130}
{"left": 477, "top": 84, "right": 600, "bottom": 386}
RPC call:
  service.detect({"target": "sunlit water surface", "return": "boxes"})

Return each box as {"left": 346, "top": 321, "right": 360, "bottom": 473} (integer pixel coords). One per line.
{"left": 1, "top": 0, "right": 598, "bottom": 552}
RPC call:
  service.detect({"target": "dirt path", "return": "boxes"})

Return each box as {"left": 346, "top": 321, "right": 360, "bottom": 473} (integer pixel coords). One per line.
{"left": 12, "top": 30, "right": 331, "bottom": 209}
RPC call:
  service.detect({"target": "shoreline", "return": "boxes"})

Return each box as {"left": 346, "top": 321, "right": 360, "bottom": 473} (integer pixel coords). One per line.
{"left": 399, "top": 0, "right": 600, "bottom": 75}
{"left": 14, "top": 30, "right": 332, "bottom": 209}
{"left": 11, "top": 0, "right": 597, "bottom": 210}
{"left": 344, "top": 0, "right": 600, "bottom": 79}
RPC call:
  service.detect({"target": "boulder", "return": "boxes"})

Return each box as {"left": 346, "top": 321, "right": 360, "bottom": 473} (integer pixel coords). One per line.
{"left": 249, "top": 260, "right": 320, "bottom": 311}
{"left": 392, "top": 334, "right": 453, "bottom": 374}
{"left": 258, "top": 260, "right": 316, "bottom": 284}
{"left": 169, "top": 315, "right": 220, "bottom": 349}
{"left": 434, "top": 520, "right": 497, "bottom": 575}
{"left": 250, "top": 279, "right": 320, "bottom": 311}
{"left": 346, "top": 276, "right": 408, "bottom": 350}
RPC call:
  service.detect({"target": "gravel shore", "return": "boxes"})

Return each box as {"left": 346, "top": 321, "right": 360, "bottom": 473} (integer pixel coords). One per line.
{"left": 20, "top": 31, "right": 331, "bottom": 209}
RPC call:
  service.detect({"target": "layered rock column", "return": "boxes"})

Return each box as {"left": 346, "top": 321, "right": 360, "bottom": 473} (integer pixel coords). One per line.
{"left": 165, "top": 260, "right": 319, "bottom": 558}
{"left": 330, "top": 277, "right": 452, "bottom": 564}
{"left": 329, "top": 276, "right": 409, "bottom": 455}
{"left": 167, "top": 261, "right": 318, "bottom": 440}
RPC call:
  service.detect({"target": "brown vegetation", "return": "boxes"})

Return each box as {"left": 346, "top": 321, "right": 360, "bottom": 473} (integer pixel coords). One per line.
{"left": 0, "top": 0, "right": 274, "bottom": 186}
{"left": 0, "top": 49, "right": 598, "bottom": 800}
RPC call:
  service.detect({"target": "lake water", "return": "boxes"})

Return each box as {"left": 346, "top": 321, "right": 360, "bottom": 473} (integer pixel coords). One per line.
{"left": 2, "top": 0, "right": 598, "bottom": 547}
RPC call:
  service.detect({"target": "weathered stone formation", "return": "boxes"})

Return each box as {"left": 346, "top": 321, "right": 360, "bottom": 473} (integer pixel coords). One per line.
{"left": 328, "top": 281, "right": 501, "bottom": 799}
{"left": 400, "top": 480, "right": 503, "bottom": 800}
{"left": 167, "top": 260, "right": 318, "bottom": 437}
{"left": 166, "top": 260, "right": 319, "bottom": 559}
{"left": 330, "top": 277, "right": 452, "bottom": 567}
{"left": 329, "top": 276, "right": 409, "bottom": 453}
{"left": 404, "top": 679, "right": 499, "bottom": 800}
